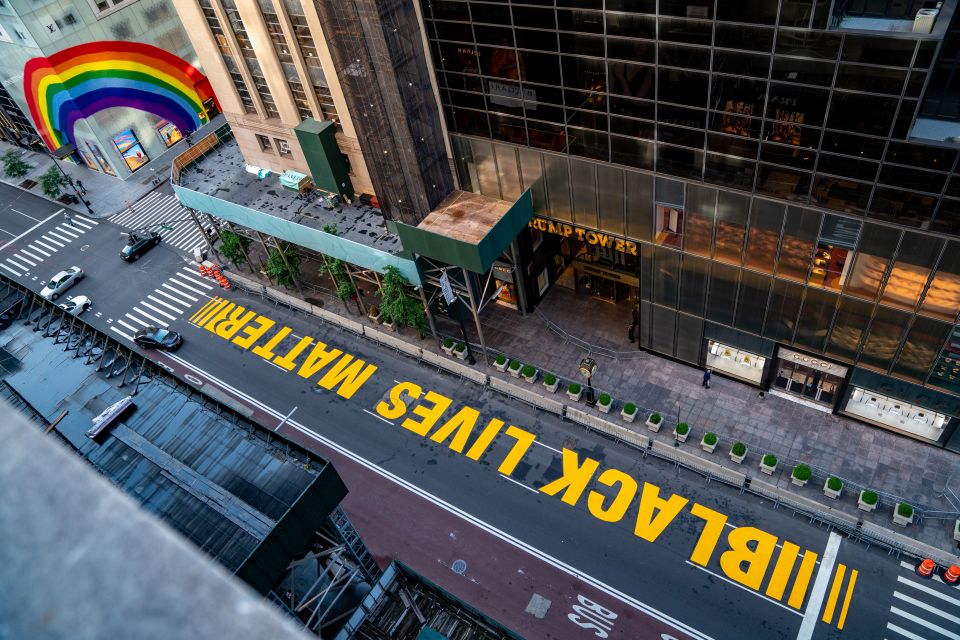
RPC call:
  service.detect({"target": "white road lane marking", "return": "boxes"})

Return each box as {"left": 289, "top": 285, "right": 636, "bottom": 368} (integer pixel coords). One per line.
{"left": 0, "top": 227, "right": 14, "bottom": 237}
{"left": 132, "top": 307, "right": 169, "bottom": 327}
{"left": 109, "top": 326, "right": 134, "bottom": 340}
{"left": 10, "top": 208, "right": 40, "bottom": 222}
{"left": 71, "top": 217, "right": 95, "bottom": 230}
{"left": 897, "top": 575, "right": 960, "bottom": 608}
{"left": 167, "top": 277, "right": 209, "bottom": 296}
{"left": 161, "top": 282, "right": 198, "bottom": 302}
{"left": 499, "top": 474, "right": 539, "bottom": 493}
{"left": 146, "top": 294, "right": 185, "bottom": 314}
{"left": 33, "top": 240, "right": 58, "bottom": 252}
{"left": 0, "top": 210, "right": 64, "bottom": 251}
{"left": 887, "top": 622, "right": 927, "bottom": 640}
{"left": 176, "top": 270, "right": 215, "bottom": 289}
{"left": 362, "top": 408, "right": 394, "bottom": 425}
{"left": 893, "top": 591, "right": 960, "bottom": 625}
{"left": 55, "top": 225, "right": 82, "bottom": 238}
{"left": 796, "top": 531, "right": 843, "bottom": 640}
{"left": 14, "top": 255, "right": 36, "bottom": 267}
{"left": 6, "top": 259, "right": 29, "bottom": 271}
{"left": 123, "top": 313, "right": 149, "bottom": 327}
{"left": 533, "top": 440, "right": 563, "bottom": 454}
{"left": 139, "top": 301, "right": 177, "bottom": 321}
{"left": 890, "top": 606, "right": 960, "bottom": 639}
{"left": 116, "top": 319, "right": 139, "bottom": 333}
{"left": 19, "top": 249, "right": 42, "bottom": 262}
{"left": 46, "top": 231, "right": 72, "bottom": 243}
{"left": 686, "top": 561, "right": 802, "bottom": 616}
{"left": 75, "top": 215, "right": 98, "bottom": 225}
{"left": 27, "top": 244, "right": 50, "bottom": 257}
{"left": 0, "top": 263, "right": 23, "bottom": 276}
{"left": 154, "top": 288, "right": 194, "bottom": 306}
{"left": 40, "top": 235, "right": 65, "bottom": 248}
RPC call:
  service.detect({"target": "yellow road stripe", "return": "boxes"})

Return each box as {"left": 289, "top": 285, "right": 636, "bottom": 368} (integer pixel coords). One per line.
{"left": 821, "top": 563, "right": 847, "bottom": 625}
{"left": 787, "top": 550, "right": 819, "bottom": 609}
{"left": 198, "top": 299, "right": 232, "bottom": 328}
{"left": 765, "top": 541, "right": 801, "bottom": 601}
{"left": 837, "top": 569, "right": 858, "bottom": 630}
{"left": 189, "top": 297, "right": 219, "bottom": 323}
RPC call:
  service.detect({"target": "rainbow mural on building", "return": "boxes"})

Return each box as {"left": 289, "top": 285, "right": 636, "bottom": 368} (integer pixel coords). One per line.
{"left": 23, "top": 41, "right": 218, "bottom": 151}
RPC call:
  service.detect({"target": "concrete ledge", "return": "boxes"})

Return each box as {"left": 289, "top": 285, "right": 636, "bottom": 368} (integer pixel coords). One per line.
{"left": 366, "top": 327, "right": 422, "bottom": 359}
{"left": 860, "top": 521, "right": 960, "bottom": 567}
{"left": 489, "top": 376, "right": 564, "bottom": 415}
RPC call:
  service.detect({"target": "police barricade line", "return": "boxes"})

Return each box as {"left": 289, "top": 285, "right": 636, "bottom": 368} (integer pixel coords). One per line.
{"left": 860, "top": 520, "right": 960, "bottom": 568}
{"left": 749, "top": 477, "right": 861, "bottom": 532}
{"left": 488, "top": 376, "right": 564, "bottom": 416}
{"left": 365, "top": 326, "right": 423, "bottom": 360}
{"left": 565, "top": 407, "right": 650, "bottom": 449}
{"left": 420, "top": 349, "right": 488, "bottom": 386}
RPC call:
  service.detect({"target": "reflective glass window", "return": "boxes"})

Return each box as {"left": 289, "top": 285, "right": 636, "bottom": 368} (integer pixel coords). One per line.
{"left": 490, "top": 114, "right": 527, "bottom": 145}
{"left": 611, "top": 135, "right": 655, "bottom": 170}
{"left": 684, "top": 184, "right": 716, "bottom": 257}
{"left": 431, "top": 1, "right": 470, "bottom": 21}
{"left": 651, "top": 305, "right": 677, "bottom": 355}
{"left": 892, "top": 100, "right": 917, "bottom": 139}
{"left": 777, "top": 206, "right": 820, "bottom": 281}
{"left": 821, "top": 131, "right": 886, "bottom": 160}
{"left": 658, "top": 69, "right": 708, "bottom": 107}
{"left": 704, "top": 155, "right": 757, "bottom": 191}
{"left": 825, "top": 296, "right": 872, "bottom": 361}
{"left": 710, "top": 110, "right": 762, "bottom": 138}
{"left": 610, "top": 116, "right": 655, "bottom": 138}
{"left": 811, "top": 176, "right": 871, "bottom": 214}
{"left": 892, "top": 317, "right": 952, "bottom": 382}
{"left": 625, "top": 170, "right": 653, "bottom": 241}
{"left": 764, "top": 279, "right": 803, "bottom": 342}
{"left": 881, "top": 231, "right": 943, "bottom": 311}
{"left": 714, "top": 24, "right": 774, "bottom": 52}
{"left": 607, "top": 37, "right": 655, "bottom": 63}
{"left": 860, "top": 306, "right": 911, "bottom": 372}
{"left": 659, "top": 0, "right": 711, "bottom": 17}
{"left": 735, "top": 270, "right": 771, "bottom": 335}
{"left": 885, "top": 142, "right": 957, "bottom": 171}
{"left": 711, "top": 76, "right": 767, "bottom": 117}
{"left": 771, "top": 57, "right": 835, "bottom": 86}
{"left": 472, "top": 3, "right": 511, "bottom": 23}
{"left": 794, "top": 287, "right": 837, "bottom": 352}
{"left": 432, "top": 20, "right": 473, "bottom": 42}
{"left": 827, "top": 92, "right": 897, "bottom": 137}
{"left": 658, "top": 145, "right": 704, "bottom": 180}
{"left": 470, "top": 138, "right": 500, "bottom": 197}
{"left": 707, "top": 263, "right": 739, "bottom": 326}
{"left": 775, "top": 29, "right": 840, "bottom": 60}
{"left": 608, "top": 62, "right": 656, "bottom": 99}
{"left": 845, "top": 223, "right": 899, "bottom": 301}
{"left": 610, "top": 96, "right": 656, "bottom": 120}
{"left": 707, "top": 134, "right": 758, "bottom": 159}
{"left": 519, "top": 52, "right": 561, "bottom": 85}
{"left": 931, "top": 198, "right": 960, "bottom": 234}
{"left": 680, "top": 254, "right": 708, "bottom": 315}
{"left": 605, "top": 13, "right": 656, "bottom": 38}
{"left": 905, "top": 71, "right": 926, "bottom": 98}
{"left": 514, "top": 29, "right": 557, "bottom": 52}
{"left": 842, "top": 35, "right": 916, "bottom": 67}
{"left": 475, "top": 25, "right": 514, "bottom": 47}
{"left": 812, "top": 214, "right": 860, "bottom": 290}
{"left": 570, "top": 159, "right": 598, "bottom": 229}
{"left": 559, "top": 32, "right": 604, "bottom": 57}
{"left": 452, "top": 107, "right": 490, "bottom": 137}
{"left": 597, "top": 165, "right": 625, "bottom": 236}
{"left": 745, "top": 199, "right": 785, "bottom": 273}
{"left": 815, "top": 153, "right": 879, "bottom": 182}
{"left": 527, "top": 121, "right": 566, "bottom": 151}
{"left": 836, "top": 64, "right": 906, "bottom": 95}
{"left": 658, "top": 125, "right": 704, "bottom": 149}
{"left": 920, "top": 243, "right": 960, "bottom": 322}
{"left": 757, "top": 165, "right": 811, "bottom": 202}
{"left": 494, "top": 143, "right": 521, "bottom": 200}
{"left": 512, "top": 6, "right": 555, "bottom": 29}
{"left": 440, "top": 42, "right": 480, "bottom": 74}
{"left": 478, "top": 46, "right": 521, "bottom": 80}
{"left": 567, "top": 128, "right": 609, "bottom": 162}
{"left": 712, "top": 50, "right": 771, "bottom": 78}
{"left": 766, "top": 83, "right": 829, "bottom": 127}
{"left": 562, "top": 57, "right": 606, "bottom": 91}
{"left": 556, "top": 9, "right": 604, "bottom": 33}
{"left": 760, "top": 142, "right": 817, "bottom": 170}
{"left": 658, "top": 18, "right": 712, "bottom": 45}
{"left": 659, "top": 43, "right": 710, "bottom": 70}
{"left": 654, "top": 247, "right": 681, "bottom": 307}
{"left": 878, "top": 165, "right": 947, "bottom": 194}
{"left": 869, "top": 188, "right": 936, "bottom": 228}
{"left": 716, "top": 0, "right": 777, "bottom": 24}
{"left": 676, "top": 313, "right": 704, "bottom": 364}
{"left": 659, "top": 104, "right": 706, "bottom": 128}
{"left": 715, "top": 191, "right": 749, "bottom": 265}
{"left": 605, "top": 0, "right": 655, "bottom": 11}
{"left": 543, "top": 154, "right": 572, "bottom": 221}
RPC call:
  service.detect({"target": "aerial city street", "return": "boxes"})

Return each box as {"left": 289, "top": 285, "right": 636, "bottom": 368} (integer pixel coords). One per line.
{"left": 1, "top": 1, "right": 960, "bottom": 640}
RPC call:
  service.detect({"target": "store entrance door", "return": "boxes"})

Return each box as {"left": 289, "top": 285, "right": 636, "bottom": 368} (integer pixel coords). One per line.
{"left": 772, "top": 347, "right": 848, "bottom": 408}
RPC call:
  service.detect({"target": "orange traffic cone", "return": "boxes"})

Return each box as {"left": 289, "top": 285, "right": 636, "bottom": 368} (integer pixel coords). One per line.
{"left": 917, "top": 558, "right": 936, "bottom": 578}
{"left": 943, "top": 565, "right": 960, "bottom": 585}
{"left": 199, "top": 264, "right": 210, "bottom": 277}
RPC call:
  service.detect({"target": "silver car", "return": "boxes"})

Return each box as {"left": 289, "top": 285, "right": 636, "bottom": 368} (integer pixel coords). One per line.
{"left": 58, "top": 295, "right": 92, "bottom": 316}
{"left": 40, "top": 266, "right": 83, "bottom": 300}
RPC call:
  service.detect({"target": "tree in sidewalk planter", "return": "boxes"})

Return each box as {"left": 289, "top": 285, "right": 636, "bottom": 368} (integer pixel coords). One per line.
{"left": 40, "top": 165, "right": 69, "bottom": 199}
{"left": 376, "top": 265, "right": 426, "bottom": 335}
{"left": 318, "top": 224, "right": 356, "bottom": 301}
{"left": 2, "top": 150, "right": 29, "bottom": 179}
{"left": 266, "top": 243, "right": 300, "bottom": 287}
{"left": 219, "top": 229, "right": 250, "bottom": 267}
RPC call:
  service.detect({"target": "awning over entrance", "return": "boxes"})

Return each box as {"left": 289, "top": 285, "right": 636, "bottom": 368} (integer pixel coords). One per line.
{"left": 392, "top": 189, "right": 533, "bottom": 273}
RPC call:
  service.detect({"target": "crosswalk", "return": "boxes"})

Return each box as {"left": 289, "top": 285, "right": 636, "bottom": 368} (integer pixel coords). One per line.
{"left": 885, "top": 560, "right": 960, "bottom": 639}
{"left": 108, "top": 192, "right": 212, "bottom": 256}
{"left": 0, "top": 215, "right": 98, "bottom": 277}
{"left": 109, "top": 265, "right": 216, "bottom": 342}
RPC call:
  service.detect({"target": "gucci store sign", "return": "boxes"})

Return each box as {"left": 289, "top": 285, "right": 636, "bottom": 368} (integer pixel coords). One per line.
{"left": 529, "top": 217, "right": 638, "bottom": 255}
{"left": 777, "top": 347, "right": 849, "bottom": 377}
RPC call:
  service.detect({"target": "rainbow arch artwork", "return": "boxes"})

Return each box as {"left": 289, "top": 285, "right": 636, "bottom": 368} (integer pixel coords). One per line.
{"left": 23, "top": 41, "right": 218, "bottom": 151}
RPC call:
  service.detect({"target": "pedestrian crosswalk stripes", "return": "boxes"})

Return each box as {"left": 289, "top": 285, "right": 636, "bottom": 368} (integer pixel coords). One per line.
{"left": 1, "top": 214, "right": 95, "bottom": 277}
{"left": 885, "top": 562, "right": 960, "bottom": 640}
{"left": 110, "top": 267, "right": 217, "bottom": 342}
{"left": 109, "top": 193, "right": 215, "bottom": 257}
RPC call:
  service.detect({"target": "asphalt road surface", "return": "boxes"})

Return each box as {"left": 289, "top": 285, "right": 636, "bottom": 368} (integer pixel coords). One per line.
{"left": 1, "top": 185, "right": 958, "bottom": 640}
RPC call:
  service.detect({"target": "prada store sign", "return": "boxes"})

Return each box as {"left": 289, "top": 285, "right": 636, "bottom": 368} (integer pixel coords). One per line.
{"left": 529, "top": 217, "right": 638, "bottom": 256}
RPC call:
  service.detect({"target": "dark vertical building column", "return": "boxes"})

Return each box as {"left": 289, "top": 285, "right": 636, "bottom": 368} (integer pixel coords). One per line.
{"left": 311, "top": 0, "right": 453, "bottom": 225}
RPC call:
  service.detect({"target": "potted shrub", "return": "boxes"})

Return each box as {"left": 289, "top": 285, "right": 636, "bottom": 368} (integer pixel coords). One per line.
{"left": 543, "top": 373, "right": 559, "bottom": 393}
{"left": 730, "top": 442, "right": 747, "bottom": 464}
{"left": 494, "top": 354, "right": 508, "bottom": 372}
{"left": 453, "top": 342, "right": 467, "bottom": 360}
{"left": 646, "top": 412, "right": 663, "bottom": 432}
{"left": 893, "top": 502, "right": 914, "bottom": 527}
{"left": 521, "top": 364, "right": 538, "bottom": 383}
{"left": 441, "top": 337, "right": 455, "bottom": 355}
{"left": 858, "top": 490, "right": 879, "bottom": 512}
{"left": 382, "top": 317, "right": 395, "bottom": 331}
{"left": 701, "top": 432, "right": 717, "bottom": 453}
{"left": 597, "top": 393, "right": 612, "bottom": 414}
{"left": 760, "top": 454, "right": 778, "bottom": 475}
{"left": 368, "top": 305, "right": 382, "bottom": 323}
{"left": 621, "top": 402, "right": 638, "bottom": 423}
{"left": 823, "top": 476, "right": 843, "bottom": 500}
{"left": 674, "top": 422, "right": 690, "bottom": 443}
{"left": 508, "top": 359, "right": 522, "bottom": 377}
{"left": 567, "top": 382, "right": 583, "bottom": 402}
{"left": 791, "top": 464, "right": 811, "bottom": 487}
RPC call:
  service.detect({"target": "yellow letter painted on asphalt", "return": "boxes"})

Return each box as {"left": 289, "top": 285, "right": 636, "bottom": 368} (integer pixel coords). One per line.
{"left": 765, "top": 541, "right": 801, "bottom": 601}
{"left": 232, "top": 315, "right": 276, "bottom": 349}
{"left": 634, "top": 482, "right": 689, "bottom": 543}
{"left": 464, "top": 418, "right": 504, "bottom": 460}
{"left": 252, "top": 326, "right": 291, "bottom": 360}
{"left": 429, "top": 405, "right": 480, "bottom": 453}
{"left": 688, "top": 503, "right": 728, "bottom": 566}
{"left": 202, "top": 301, "right": 235, "bottom": 331}
{"left": 787, "top": 550, "right": 819, "bottom": 609}
{"left": 539, "top": 448, "right": 601, "bottom": 507}
{"left": 214, "top": 306, "right": 256, "bottom": 340}
{"left": 317, "top": 355, "right": 378, "bottom": 399}
{"left": 190, "top": 297, "right": 221, "bottom": 324}
{"left": 273, "top": 335, "right": 313, "bottom": 370}
{"left": 297, "top": 341, "right": 343, "bottom": 379}
{"left": 498, "top": 426, "right": 536, "bottom": 476}
{"left": 718, "top": 526, "right": 779, "bottom": 591}
{"left": 376, "top": 382, "right": 422, "bottom": 420}
{"left": 401, "top": 391, "right": 453, "bottom": 436}
{"left": 587, "top": 468, "right": 638, "bottom": 522}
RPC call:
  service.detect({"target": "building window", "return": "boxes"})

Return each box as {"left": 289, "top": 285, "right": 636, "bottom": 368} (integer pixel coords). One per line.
{"left": 654, "top": 204, "right": 683, "bottom": 247}
{"left": 706, "top": 340, "right": 766, "bottom": 384}
{"left": 88, "top": 0, "right": 137, "bottom": 17}
{"left": 275, "top": 138, "right": 291, "bottom": 156}
{"left": 256, "top": 135, "right": 273, "bottom": 152}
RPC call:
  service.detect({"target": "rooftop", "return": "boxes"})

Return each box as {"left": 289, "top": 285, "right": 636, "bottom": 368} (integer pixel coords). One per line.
{"left": 417, "top": 191, "right": 513, "bottom": 245}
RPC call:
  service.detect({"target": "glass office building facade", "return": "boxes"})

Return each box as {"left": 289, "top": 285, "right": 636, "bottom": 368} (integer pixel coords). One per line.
{"left": 418, "top": 0, "right": 960, "bottom": 448}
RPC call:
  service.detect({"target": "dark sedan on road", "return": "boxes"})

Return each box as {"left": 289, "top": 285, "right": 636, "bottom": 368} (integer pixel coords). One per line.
{"left": 133, "top": 326, "right": 182, "bottom": 351}
{"left": 120, "top": 231, "right": 161, "bottom": 261}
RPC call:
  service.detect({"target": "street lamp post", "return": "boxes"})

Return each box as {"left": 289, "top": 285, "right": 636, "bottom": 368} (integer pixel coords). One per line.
{"left": 579, "top": 357, "right": 598, "bottom": 406}
{"left": 456, "top": 299, "right": 476, "bottom": 365}
{"left": 48, "top": 143, "right": 94, "bottom": 216}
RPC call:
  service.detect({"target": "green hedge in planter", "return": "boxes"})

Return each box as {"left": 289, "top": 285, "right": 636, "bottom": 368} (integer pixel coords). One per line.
{"left": 827, "top": 476, "right": 843, "bottom": 491}
{"left": 623, "top": 402, "right": 637, "bottom": 414}
{"left": 545, "top": 373, "right": 557, "bottom": 385}
{"left": 762, "top": 454, "right": 777, "bottom": 467}
{"left": 495, "top": 354, "right": 507, "bottom": 365}
{"left": 703, "top": 432, "right": 717, "bottom": 445}
{"left": 649, "top": 412, "right": 662, "bottom": 424}
{"left": 569, "top": 383, "right": 582, "bottom": 394}
{"left": 442, "top": 337, "right": 454, "bottom": 349}
{"left": 598, "top": 393, "right": 611, "bottom": 405}
{"left": 897, "top": 503, "right": 914, "bottom": 518}
{"left": 792, "top": 464, "right": 811, "bottom": 481}
{"left": 861, "top": 490, "right": 879, "bottom": 505}
{"left": 454, "top": 342, "right": 465, "bottom": 352}
{"left": 731, "top": 442, "right": 746, "bottom": 456}
{"left": 521, "top": 364, "right": 536, "bottom": 377}
{"left": 675, "top": 422, "right": 689, "bottom": 435}
{"left": 508, "top": 359, "right": 521, "bottom": 371}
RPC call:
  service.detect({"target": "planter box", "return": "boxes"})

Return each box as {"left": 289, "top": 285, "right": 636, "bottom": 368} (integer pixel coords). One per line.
{"left": 790, "top": 475, "right": 808, "bottom": 487}
{"left": 382, "top": 320, "right": 395, "bottom": 332}
{"left": 441, "top": 343, "right": 455, "bottom": 356}
{"left": 700, "top": 437, "right": 716, "bottom": 453}
{"left": 730, "top": 449, "right": 747, "bottom": 464}
{"left": 823, "top": 479, "right": 842, "bottom": 500}
{"left": 598, "top": 400, "right": 612, "bottom": 414}
{"left": 522, "top": 370, "right": 538, "bottom": 383}
{"left": 567, "top": 388, "right": 583, "bottom": 402}
{"left": 543, "top": 378, "right": 559, "bottom": 393}
{"left": 493, "top": 359, "right": 509, "bottom": 372}
{"left": 453, "top": 347, "right": 467, "bottom": 360}
{"left": 621, "top": 408, "right": 638, "bottom": 423}
{"left": 893, "top": 503, "right": 914, "bottom": 527}
{"left": 857, "top": 491, "right": 878, "bottom": 512}
{"left": 674, "top": 429, "right": 689, "bottom": 443}
{"left": 508, "top": 366, "right": 522, "bottom": 378}
{"left": 645, "top": 416, "right": 662, "bottom": 432}
{"left": 759, "top": 460, "right": 777, "bottom": 475}
{"left": 368, "top": 311, "right": 382, "bottom": 324}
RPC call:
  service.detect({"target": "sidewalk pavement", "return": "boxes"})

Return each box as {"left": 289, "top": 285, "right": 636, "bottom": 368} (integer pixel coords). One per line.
{"left": 0, "top": 115, "right": 225, "bottom": 218}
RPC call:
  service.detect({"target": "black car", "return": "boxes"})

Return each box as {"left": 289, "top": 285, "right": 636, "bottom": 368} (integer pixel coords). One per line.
{"left": 120, "top": 231, "right": 161, "bottom": 261}
{"left": 0, "top": 294, "right": 24, "bottom": 329}
{"left": 133, "top": 326, "right": 183, "bottom": 351}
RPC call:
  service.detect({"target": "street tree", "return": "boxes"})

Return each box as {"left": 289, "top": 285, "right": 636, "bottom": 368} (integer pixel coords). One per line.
{"left": 219, "top": 229, "right": 250, "bottom": 267}
{"left": 266, "top": 243, "right": 300, "bottom": 287}
{"left": 377, "top": 265, "right": 426, "bottom": 335}
{"left": 317, "top": 224, "right": 356, "bottom": 302}
{"left": 40, "top": 165, "right": 69, "bottom": 199}
{"left": 2, "top": 150, "right": 29, "bottom": 179}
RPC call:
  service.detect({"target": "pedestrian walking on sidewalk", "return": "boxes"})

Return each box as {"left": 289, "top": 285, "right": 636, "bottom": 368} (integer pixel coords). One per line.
{"left": 185, "top": 131, "right": 193, "bottom": 147}
{"left": 702, "top": 369, "right": 711, "bottom": 389}
{"left": 63, "top": 211, "right": 74, "bottom": 227}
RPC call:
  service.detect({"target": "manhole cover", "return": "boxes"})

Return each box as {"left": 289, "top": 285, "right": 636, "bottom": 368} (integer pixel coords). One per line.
{"left": 451, "top": 559, "right": 467, "bottom": 574}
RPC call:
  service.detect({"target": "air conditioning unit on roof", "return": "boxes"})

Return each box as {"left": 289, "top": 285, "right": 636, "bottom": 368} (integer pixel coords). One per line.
{"left": 913, "top": 8, "right": 939, "bottom": 34}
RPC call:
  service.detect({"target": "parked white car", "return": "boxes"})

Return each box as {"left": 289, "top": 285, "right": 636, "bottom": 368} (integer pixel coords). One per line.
{"left": 40, "top": 266, "right": 83, "bottom": 300}
{"left": 58, "top": 295, "right": 92, "bottom": 316}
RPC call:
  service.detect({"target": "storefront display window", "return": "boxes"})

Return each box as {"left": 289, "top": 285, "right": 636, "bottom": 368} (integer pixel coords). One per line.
{"left": 707, "top": 340, "right": 766, "bottom": 384}
{"left": 773, "top": 347, "right": 847, "bottom": 408}
{"left": 111, "top": 129, "right": 149, "bottom": 172}
{"left": 843, "top": 387, "right": 950, "bottom": 442}
{"left": 156, "top": 120, "right": 182, "bottom": 147}
{"left": 85, "top": 141, "right": 116, "bottom": 176}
